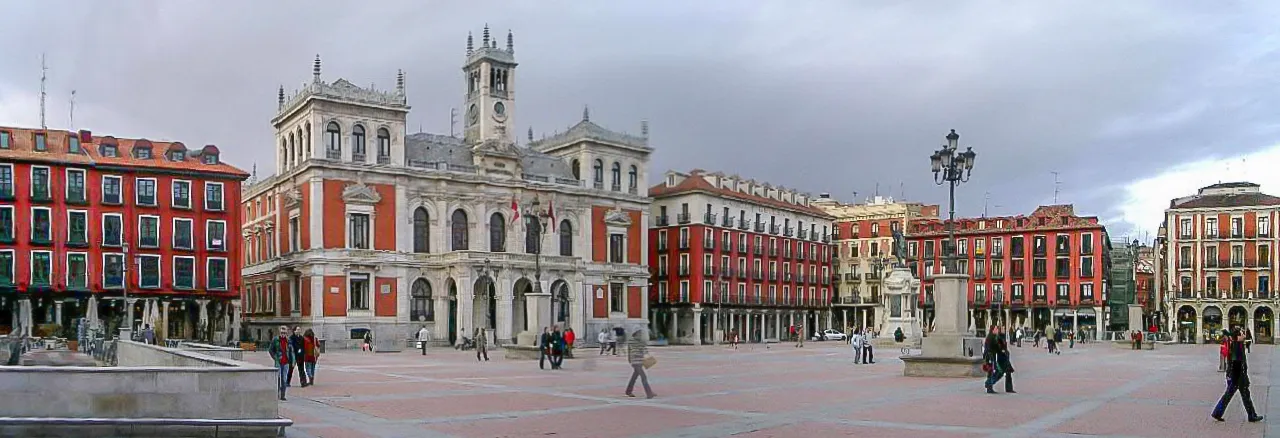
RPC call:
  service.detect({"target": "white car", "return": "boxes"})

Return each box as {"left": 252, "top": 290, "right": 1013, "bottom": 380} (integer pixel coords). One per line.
{"left": 819, "top": 329, "right": 846, "bottom": 341}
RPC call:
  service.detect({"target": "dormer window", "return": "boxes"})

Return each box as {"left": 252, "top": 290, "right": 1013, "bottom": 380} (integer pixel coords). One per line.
{"left": 68, "top": 135, "right": 81, "bottom": 153}
{"left": 202, "top": 154, "right": 219, "bottom": 165}
{"left": 135, "top": 147, "right": 152, "bottom": 159}
{"left": 34, "top": 133, "right": 46, "bottom": 151}
{"left": 100, "top": 144, "right": 118, "bottom": 157}
{"left": 168, "top": 150, "right": 185, "bottom": 161}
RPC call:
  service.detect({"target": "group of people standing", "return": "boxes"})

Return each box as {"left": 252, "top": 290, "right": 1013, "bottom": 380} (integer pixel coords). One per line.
{"left": 848, "top": 327, "right": 876, "bottom": 364}
{"left": 539, "top": 326, "right": 574, "bottom": 370}
{"left": 267, "top": 325, "right": 320, "bottom": 401}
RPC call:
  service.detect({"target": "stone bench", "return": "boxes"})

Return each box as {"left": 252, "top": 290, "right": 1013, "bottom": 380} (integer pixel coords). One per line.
{"left": 0, "top": 416, "right": 293, "bottom": 437}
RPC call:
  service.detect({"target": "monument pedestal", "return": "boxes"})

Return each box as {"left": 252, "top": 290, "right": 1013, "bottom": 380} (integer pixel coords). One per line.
{"left": 506, "top": 291, "right": 552, "bottom": 360}
{"left": 901, "top": 274, "right": 984, "bottom": 378}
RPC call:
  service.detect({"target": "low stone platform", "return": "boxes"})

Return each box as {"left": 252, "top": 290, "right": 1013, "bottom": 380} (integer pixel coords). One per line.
{"left": 20, "top": 350, "right": 98, "bottom": 367}
{"left": 1112, "top": 340, "right": 1156, "bottom": 350}
{"left": 900, "top": 355, "right": 985, "bottom": 378}
{"left": 503, "top": 345, "right": 543, "bottom": 360}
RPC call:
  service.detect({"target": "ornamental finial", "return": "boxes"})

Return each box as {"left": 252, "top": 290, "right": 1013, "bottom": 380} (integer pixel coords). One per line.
{"left": 582, "top": 105, "right": 590, "bottom": 122}
{"left": 277, "top": 85, "right": 285, "bottom": 109}
{"left": 482, "top": 24, "right": 490, "bottom": 48}
{"left": 466, "top": 32, "right": 473, "bottom": 55}
{"left": 396, "top": 69, "right": 405, "bottom": 93}
{"left": 528, "top": 126, "right": 534, "bottom": 142}
{"left": 507, "top": 29, "right": 514, "bottom": 53}
{"left": 313, "top": 54, "right": 322, "bottom": 83}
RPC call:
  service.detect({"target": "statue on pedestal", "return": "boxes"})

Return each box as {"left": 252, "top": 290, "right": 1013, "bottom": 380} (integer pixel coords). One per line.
{"left": 892, "top": 229, "right": 908, "bottom": 268}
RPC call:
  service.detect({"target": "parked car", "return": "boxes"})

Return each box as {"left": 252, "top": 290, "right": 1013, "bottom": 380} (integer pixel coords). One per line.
{"left": 819, "top": 329, "right": 846, "bottom": 341}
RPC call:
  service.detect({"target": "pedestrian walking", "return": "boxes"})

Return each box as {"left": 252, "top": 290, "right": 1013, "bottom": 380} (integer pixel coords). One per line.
{"left": 1245, "top": 328, "right": 1253, "bottom": 353}
{"left": 361, "top": 331, "right": 374, "bottom": 352}
{"left": 1211, "top": 328, "right": 1263, "bottom": 423}
{"left": 1220, "top": 336, "right": 1230, "bottom": 372}
{"left": 598, "top": 329, "right": 609, "bottom": 355}
{"left": 302, "top": 329, "right": 319, "bottom": 386}
{"left": 267, "top": 325, "right": 292, "bottom": 401}
{"left": 550, "top": 326, "right": 565, "bottom": 369}
{"left": 795, "top": 324, "right": 805, "bottom": 348}
{"left": 862, "top": 332, "right": 875, "bottom": 364}
{"left": 1014, "top": 327, "right": 1024, "bottom": 348}
{"left": 983, "top": 326, "right": 1016, "bottom": 394}
{"left": 417, "top": 326, "right": 431, "bottom": 355}
{"left": 141, "top": 324, "right": 156, "bottom": 345}
{"left": 624, "top": 329, "right": 656, "bottom": 399}
{"left": 288, "top": 327, "right": 308, "bottom": 387}
{"left": 475, "top": 328, "right": 489, "bottom": 361}
{"left": 565, "top": 327, "right": 576, "bottom": 358}
{"left": 851, "top": 328, "right": 865, "bottom": 364}
{"left": 539, "top": 327, "right": 552, "bottom": 370}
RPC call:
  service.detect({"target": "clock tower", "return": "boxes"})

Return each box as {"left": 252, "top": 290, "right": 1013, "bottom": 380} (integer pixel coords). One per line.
{"left": 462, "top": 25, "right": 518, "bottom": 145}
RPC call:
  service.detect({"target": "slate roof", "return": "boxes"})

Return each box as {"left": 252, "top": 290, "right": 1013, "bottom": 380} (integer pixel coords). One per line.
{"left": 403, "top": 132, "right": 575, "bottom": 180}
{"left": 0, "top": 125, "right": 250, "bottom": 178}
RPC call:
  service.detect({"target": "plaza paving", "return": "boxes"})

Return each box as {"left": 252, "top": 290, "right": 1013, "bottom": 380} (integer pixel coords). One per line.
{"left": 246, "top": 340, "right": 1279, "bottom": 438}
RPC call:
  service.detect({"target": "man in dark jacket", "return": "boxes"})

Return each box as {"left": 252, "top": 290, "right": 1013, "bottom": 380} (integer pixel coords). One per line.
{"left": 288, "top": 327, "right": 307, "bottom": 387}
{"left": 983, "top": 326, "right": 1015, "bottom": 394}
{"left": 549, "top": 327, "right": 565, "bottom": 369}
{"left": 1212, "top": 328, "right": 1264, "bottom": 422}
{"left": 267, "top": 326, "right": 292, "bottom": 401}
{"left": 539, "top": 327, "right": 552, "bottom": 370}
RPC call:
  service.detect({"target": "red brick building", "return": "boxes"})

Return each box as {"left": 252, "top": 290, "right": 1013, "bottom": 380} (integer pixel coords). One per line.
{"left": 907, "top": 205, "right": 1110, "bottom": 336}
{"left": 0, "top": 126, "right": 248, "bottom": 341}
{"left": 648, "top": 170, "right": 836, "bottom": 345}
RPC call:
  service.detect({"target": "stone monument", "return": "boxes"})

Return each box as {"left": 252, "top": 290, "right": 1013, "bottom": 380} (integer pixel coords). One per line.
{"left": 874, "top": 267, "right": 922, "bottom": 347}
{"left": 506, "top": 287, "right": 552, "bottom": 359}
{"left": 901, "top": 273, "right": 985, "bottom": 377}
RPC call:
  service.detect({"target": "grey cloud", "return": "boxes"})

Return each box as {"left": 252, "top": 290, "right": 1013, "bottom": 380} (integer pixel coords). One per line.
{"left": 0, "top": 1, "right": 1277, "bottom": 239}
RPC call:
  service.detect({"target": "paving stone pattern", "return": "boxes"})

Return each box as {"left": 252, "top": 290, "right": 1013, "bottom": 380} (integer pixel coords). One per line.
{"left": 243, "top": 341, "right": 1277, "bottom": 438}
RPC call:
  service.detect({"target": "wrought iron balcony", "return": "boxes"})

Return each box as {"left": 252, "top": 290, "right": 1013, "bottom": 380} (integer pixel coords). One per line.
{"left": 704, "top": 213, "right": 718, "bottom": 225}
{"left": 677, "top": 213, "right": 691, "bottom": 224}
{"left": 754, "top": 222, "right": 765, "bottom": 233}
{"left": 656, "top": 216, "right": 670, "bottom": 226}
{"left": 770, "top": 224, "right": 780, "bottom": 234}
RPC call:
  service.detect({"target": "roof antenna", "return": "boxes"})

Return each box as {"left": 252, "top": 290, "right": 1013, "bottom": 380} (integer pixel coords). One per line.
{"left": 39, "top": 53, "right": 47, "bottom": 130}
{"left": 1051, "top": 171, "right": 1061, "bottom": 204}
{"left": 69, "top": 89, "right": 76, "bottom": 129}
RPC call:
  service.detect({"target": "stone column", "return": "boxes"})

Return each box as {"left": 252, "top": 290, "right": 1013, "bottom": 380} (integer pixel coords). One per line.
{"left": 1194, "top": 307, "right": 1203, "bottom": 344}
{"left": 672, "top": 309, "right": 680, "bottom": 343}
{"left": 520, "top": 291, "right": 551, "bottom": 346}
{"left": 160, "top": 301, "right": 171, "bottom": 341}
{"left": 497, "top": 277, "right": 514, "bottom": 343}
{"left": 458, "top": 276, "right": 474, "bottom": 344}
{"left": 692, "top": 306, "right": 703, "bottom": 345}
{"left": 920, "top": 274, "right": 969, "bottom": 357}
{"left": 432, "top": 296, "right": 449, "bottom": 341}
{"left": 231, "top": 300, "right": 242, "bottom": 343}
{"left": 571, "top": 280, "right": 586, "bottom": 336}
{"left": 54, "top": 301, "right": 63, "bottom": 327}
{"left": 745, "top": 312, "right": 753, "bottom": 342}
{"left": 775, "top": 313, "right": 782, "bottom": 339}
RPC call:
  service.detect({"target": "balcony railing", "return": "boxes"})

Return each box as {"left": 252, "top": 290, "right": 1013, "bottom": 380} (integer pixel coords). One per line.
{"left": 798, "top": 229, "right": 809, "bottom": 240}
{"left": 1205, "top": 259, "right": 1219, "bottom": 268}
{"left": 703, "top": 213, "right": 717, "bottom": 225}
{"left": 703, "top": 239, "right": 715, "bottom": 250}
{"left": 677, "top": 213, "right": 691, "bottom": 224}
{"left": 737, "top": 219, "right": 749, "bottom": 230}
{"left": 657, "top": 240, "right": 668, "bottom": 251}
{"left": 844, "top": 273, "right": 858, "bottom": 281}
{"left": 656, "top": 216, "right": 670, "bottom": 226}
{"left": 754, "top": 223, "right": 765, "bottom": 233}
{"left": 769, "top": 248, "right": 779, "bottom": 257}
{"left": 736, "top": 269, "right": 747, "bottom": 279}
{"left": 722, "top": 217, "right": 734, "bottom": 227}
{"left": 753, "top": 246, "right": 763, "bottom": 256}
{"left": 721, "top": 239, "right": 731, "bottom": 251}
{"left": 770, "top": 225, "right": 780, "bottom": 234}
{"left": 784, "top": 227, "right": 794, "bottom": 237}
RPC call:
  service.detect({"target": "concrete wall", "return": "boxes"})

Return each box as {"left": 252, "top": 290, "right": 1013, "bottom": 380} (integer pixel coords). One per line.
{"left": 178, "top": 341, "right": 246, "bottom": 361}
{"left": 0, "top": 341, "right": 281, "bottom": 437}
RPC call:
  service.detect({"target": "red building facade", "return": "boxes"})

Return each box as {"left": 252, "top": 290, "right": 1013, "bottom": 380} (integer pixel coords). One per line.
{"left": 0, "top": 126, "right": 248, "bottom": 341}
{"left": 648, "top": 170, "right": 836, "bottom": 345}
{"left": 907, "top": 205, "right": 1109, "bottom": 335}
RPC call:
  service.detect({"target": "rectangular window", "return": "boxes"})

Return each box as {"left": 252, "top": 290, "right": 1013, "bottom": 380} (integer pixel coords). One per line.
{"left": 207, "top": 220, "right": 227, "bottom": 251}
{"left": 0, "top": 165, "right": 11, "bottom": 199}
{"left": 1055, "top": 257, "right": 1070, "bottom": 278}
{"left": 136, "top": 179, "right": 157, "bottom": 206}
{"left": 31, "top": 251, "right": 53, "bottom": 285}
{"left": 103, "top": 253, "right": 124, "bottom": 288}
{"left": 0, "top": 206, "right": 11, "bottom": 242}
{"left": 67, "top": 210, "right": 88, "bottom": 245}
{"left": 1081, "top": 283, "right": 1094, "bottom": 301}
{"left": 172, "top": 180, "right": 191, "bottom": 208}
{"left": 138, "top": 255, "right": 161, "bottom": 288}
{"left": 1033, "top": 284, "right": 1047, "bottom": 298}
{"left": 139, "top": 216, "right": 160, "bottom": 248}
{"left": 1261, "top": 217, "right": 1272, "bottom": 237}
{"left": 102, "top": 176, "right": 122, "bottom": 204}
{"left": 1010, "top": 236, "right": 1024, "bottom": 257}
{"left": 348, "top": 213, "right": 370, "bottom": 249}
{"left": 1080, "top": 256, "right": 1094, "bottom": 277}
{"left": 173, "top": 257, "right": 195, "bottom": 289}
{"left": 0, "top": 250, "right": 12, "bottom": 285}
{"left": 207, "top": 258, "right": 228, "bottom": 290}
{"left": 31, "top": 167, "right": 50, "bottom": 200}
{"left": 1180, "top": 218, "right": 1192, "bottom": 238}
{"left": 1056, "top": 284, "right": 1070, "bottom": 301}
{"left": 173, "top": 218, "right": 193, "bottom": 250}
{"left": 67, "top": 253, "right": 88, "bottom": 289}
{"left": 1033, "top": 258, "right": 1047, "bottom": 278}
{"left": 102, "top": 214, "right": 123, "bottom": 247}
{"left": 289, "top": 217, "right": 300, "bottom": 252}
{"left": 1081, "top": 233, "right": 1093, "bottom": 254}
{"left": 1206, "top": 218, "right": 1218, "bottom": 237}
{"left": 31, "top": 208, "right": 52, "bottom": 244}
{"left": 992, "top": 260, "right": 1004, "bottom": 278}
{"left": 679, "top": 281, "right": 690, "bottom": 302}
{"left": 65, "top": 169, "right": 86, "bottom": 203}
{"left": 609, "top": 233, "right": 625, "bottom": 263}
{"left": 610, "top": 283, "right": 625, "bottom": 313}
{"left": 0, "top": 131, "right": 8, "bottom": 148}
{"left": 348, "top": 274, "right": 370, "bottom": 309}
{"left": 205, "top": 182, "right": 225, "bottom": 211}
{"left": 34, "top": 133, "right": 46, "bottom": 151}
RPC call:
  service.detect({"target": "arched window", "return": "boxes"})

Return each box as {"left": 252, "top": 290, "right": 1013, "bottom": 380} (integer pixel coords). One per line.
{"left": 611, "top": 162, "right": 622, "bottom": 189}
{"left": 304, "top": 122, "right": 312, "bottom": 158}
{"left": 413, "top": 207, "right": 430, "bottom": 253}
{"left": 525, "top": 217, "right": 542, "bottom": 254}
{"left": 628, "top": 165, "right": 638, "bottom": 192}
{"left": 451, "top": 209, "right": 469, "bottom": 251}
{"left": 296, "top": 127, "right": 305, "bottom": 162}
{"left": 377, "top": 128, "right": 391, "bottom": 162}
{"left": 325, "top": 122, "right": 341, "bottom": 158}
{"left": 410, "top": 279, "right": 433, "bottom": 322}
{"left": 571, "top": 159, "right": 581, "bottom": 180}
{"left": 279, "top": 139, "right": 287, "bottom": 168}
{"left": 489, "top": 213, "right": 506, "bottom": 252}
{"left": 286, "top": 133, "right": 295, "bottom": 168}
{"left": 559, "top": 220, "right": 573, "bottom": 256}
{"left": 352, "top": 124, "right": 366, "bottom": 158}
{"left": 593, "top": 159, "right": 604, "bottom": 185}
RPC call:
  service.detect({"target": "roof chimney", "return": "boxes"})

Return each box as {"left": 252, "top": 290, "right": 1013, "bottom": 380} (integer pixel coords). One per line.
{"left": 78, "top": 130, "right": 92, "bottom": 143}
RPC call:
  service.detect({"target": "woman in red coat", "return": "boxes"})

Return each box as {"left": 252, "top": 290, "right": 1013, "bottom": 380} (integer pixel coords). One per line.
{"left": 564, "top": 328, "right": 576, "bottom": 357}
{"left": 303, "top": 329, "right": 320, "bottom": 386}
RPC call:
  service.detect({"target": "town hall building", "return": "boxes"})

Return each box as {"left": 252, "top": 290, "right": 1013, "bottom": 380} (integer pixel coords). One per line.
{"left": 240, "top": 27, "right": 652, "bottom": 348}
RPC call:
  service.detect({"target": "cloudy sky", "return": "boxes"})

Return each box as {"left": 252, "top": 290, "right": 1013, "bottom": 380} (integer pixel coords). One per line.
{"left": 1, "top": 1, "right": 1277, "bottom": 241}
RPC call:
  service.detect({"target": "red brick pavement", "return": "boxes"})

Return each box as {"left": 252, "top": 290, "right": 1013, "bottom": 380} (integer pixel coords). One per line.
{"left": 250, "top": 341, "right": 1272, "bottom": 438}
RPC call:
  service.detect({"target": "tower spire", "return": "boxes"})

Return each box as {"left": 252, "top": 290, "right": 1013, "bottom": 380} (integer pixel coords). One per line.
{"left": 528, "top": 126, "right": 534, "bottom": 143}
{"left": 277, "top": 85, "right": 285, "bottom": 109}
{"left": 482, "top": 24, "right": 490, "bottom": 48}
{"left": 396, "top": 69, "right": 405, "bottom": 94}
{"left": 582, "top": 105, "right": 590, "bottom": 122}
{"left": 507, "top": 29, "right": 514, "bottom": 53}
{"left": 467, "top": 32, "right": 473, "bottom": 55}
{"left": 313, "top": 54, "right": 322, "bottom": 83}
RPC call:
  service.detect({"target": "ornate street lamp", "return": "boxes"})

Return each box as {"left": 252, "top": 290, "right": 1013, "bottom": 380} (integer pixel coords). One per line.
{"left": 522, "top": 198, "right": 564, "bottom": 329}
{"left": 474, "top": 258, "right": 497, "bottom": 335}
{"left": 930, "top": 129, "right": 977, "bottom": 273}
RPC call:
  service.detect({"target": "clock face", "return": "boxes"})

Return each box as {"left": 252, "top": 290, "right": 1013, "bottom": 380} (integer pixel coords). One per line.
{"left": 467, "top": 104, "right": 479, "bottom": 126}
{"left": 494, "top": 102, "right": 506, "bottom": 116}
